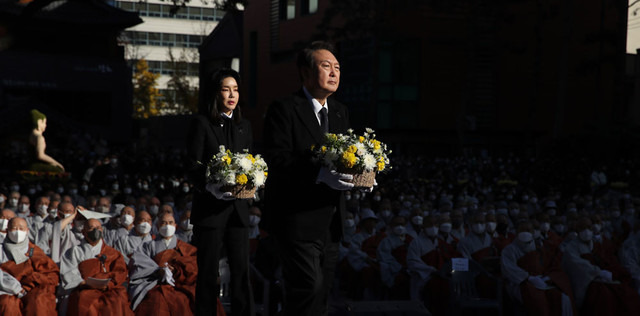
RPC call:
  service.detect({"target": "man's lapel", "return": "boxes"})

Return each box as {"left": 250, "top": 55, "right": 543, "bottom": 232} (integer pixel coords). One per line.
{"left": 293, "top": 92, "right": 324, "bottom": 144}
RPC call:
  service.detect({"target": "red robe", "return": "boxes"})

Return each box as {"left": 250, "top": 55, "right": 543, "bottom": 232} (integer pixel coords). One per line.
{"left": 580, "top": 252, "right": 640, "bottom": 316}
{"left": 67, "top": 243, "right": 133, "bottom": 316}
{"left": 135, "top": 240, "right": 198, "bottom": 316}
{"left": 492, "top": 232, "right": 515, "bottom": 254}
{"left": 420, "top": 240, "right": 461, "bottom": 315}
{"left": 516, "top": 250, "right": 575, "bottom": 316}
{"left": 0, "top": 242, "right": 59, "bottom": 316}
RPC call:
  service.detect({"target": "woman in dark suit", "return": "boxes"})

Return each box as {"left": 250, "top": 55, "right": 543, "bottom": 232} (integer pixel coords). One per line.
{"left": 187, "top": 68, "right": 254, "bottom": 316}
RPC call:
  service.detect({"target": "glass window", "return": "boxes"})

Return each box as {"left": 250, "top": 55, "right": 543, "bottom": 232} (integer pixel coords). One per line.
{"left": 202, "top": 8, "right": 214, "bottom": 20}
{"left": 148, "top": 4, "right": 161, "bottom": 16}
{"left": 120, "top": 2, "right": 133, "bottom": 11}
{"left": 188, "top": 7, "right": 201, "bottom": 19}
{"left": 280, "top": 0, "right": 295, "bottom": 20}
{"left": 301, "top": 0, "right": 318, "bottom": 15}
{"left": 162, "top": 5, "right": 172, "bottom": 17}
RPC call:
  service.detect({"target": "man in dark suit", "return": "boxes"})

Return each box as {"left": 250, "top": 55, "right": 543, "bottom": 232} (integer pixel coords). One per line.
{"left": 187, "top": 69, "right": 254, "bottom": 316}
{"left": 263, "top": 41, "right": 355, "bottom": 316}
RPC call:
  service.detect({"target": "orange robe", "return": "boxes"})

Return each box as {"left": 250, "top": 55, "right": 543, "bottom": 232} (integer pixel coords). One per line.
{"left": 0, "top": 242, "right": 58, "bottom": 316}
{"left": 67, "top": 242, "right": 133, "bottom": 316}
{"left": 134, "top": 240, "right": 198, "bottom": 316}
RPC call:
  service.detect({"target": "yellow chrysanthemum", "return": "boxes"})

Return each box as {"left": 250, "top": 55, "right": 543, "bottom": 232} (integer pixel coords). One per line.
{"left": 347, "top": 145, "right": 357, "bottom": 154}
{"left": 377, "top": 161, "right": 385, "bottom": 171}
{"left": 359, "top": 136, "right": 365, "bottom": 143}
{"left": 264, "top": 171, "right": 268, "bottom": 177}
{"left": 247, "top": 154, "right": 256, "bottom": 164}
{"left": 321, "top": 146, "right": 327, "bottom": 153}
{"left": 222, "top": 155, "right": 231, "bottom": 165}
{"left": 328, "top": 134, "right": 338, "bottom": 141}
{"left": 342, "top": 151, "right": 357, "bottom": 168}
{"left": 372, "top": 139, "right": 381, "bottom": 150}
{"left": 236, "top": 174, "right": 248, "bottom": 185}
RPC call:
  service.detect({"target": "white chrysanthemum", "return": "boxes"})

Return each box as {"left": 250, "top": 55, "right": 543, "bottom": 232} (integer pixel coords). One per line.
{"left": 365, "top": 127, "right": 374, "bottom": 134}
{"left": 238, "top": 157, "right": 253, "bottom": 172}
{"left": 363, "top": 154, "right": 377, "bottom": 171}
{"left": 219, "top": 145, "right": 226, "bottom": 152}
{"left": 253, "top": 171, "right": 266, "bottom": 187}
{"left": 355, "top": 142, "right": 367, "bottom": 156}
{"left": 223, "top": 172, "right": 236, "bottom": 185}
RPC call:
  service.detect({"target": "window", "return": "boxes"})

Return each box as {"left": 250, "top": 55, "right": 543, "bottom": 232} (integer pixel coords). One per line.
{"left": 148, "top": 4, "right": 161, "bottom": 17}
{"left": 301, "top": 0, "right": 318, "bottom": 15}
{"left": 279, "top": 0, "right": 295, "bottom": 20}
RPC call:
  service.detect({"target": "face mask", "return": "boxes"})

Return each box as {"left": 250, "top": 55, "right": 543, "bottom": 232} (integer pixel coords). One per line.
{"left": 540, "top": 222, "right": 551, "bottom": 232}
{"left": 249, "top": 215, "right": 261, "bottom": 226}
{"left": 345, "top": 194, "right": 351, "bottom": 201}
{"left": 63, "top": 213, "right": 72, "bottom": 219}
{"left": 10, "top": 185, "right": 19, "bottom": 192}
{"left": 159, "top": 224, "right": 176, "bottom": 238}
{"left": 567, "top": 208, "right": 577, "bottom": 214}
{"left": 28, "top": 188, "right": 36, "bottom": 195}
{"left": 392, "top": 225, "right": 406, "bottom": 236}
{"left": 509, "top": 208, "right": 520, "bottom": 217}
{"left": 166, "top": 202, "right": 175, "bottom": 209}
{"left": 522, "top": 195, "right": 529, "bottom": 201}
{"left": 8, "top": 230, "right": 27, "bottom": 243}
{"left": 86, "top": 229, "right": 103, "bottom": 242}
{"left": 49, "top": 209, "right": 58, "bottom": 218}
{"left": 547, "top": 209, "right": 557, "bottom": 216}
{"left": 97, "top": 206, "right": 108, "bottom": 214}
{"left": 398, "top": 195, "right": 405, "bottom": 201}
{"left": 531, "top": 197, "right": 538, "bottom": 204}
{"left": 353, "top": 193, "right": 361, "bottom": 200}
{"left": 471, "top": 223, "right": 486, "bottom": 235}
{"left": 612, "top": 211, "right": 621, "bottom": 218}
{"left": 122, "top": 214, "right": 134, "bottom": 226}
{"left": 142, "top": 184, "right": 149, "bottom": 191}
{"left": 136, "top": 222, "right": 152, "bottom": 235}
{"left": 553, "top": 224, "right": 564, "bottom": 234}
{"left": 74, "top": 220, "right": 84, "bottom": 232}
{"left": 57, "top": 187, "right": 64, "bottom": 194}
{"left": 373, "top": 195, "right": 381, "bottom": 202}
{"left": 112, "top": 184, "right": 119, "bottom": 191}
{"left": 379, "top": 210, "right": 392, "bottom": 218}
{"left": 412, "top": 216, "right": 423, "bottom": 226}
{"left": 111, "top": 159, "right": 118, "bottom": 165}
{"left": 123, "top": 188, "right": 132, "bottom": 195}
{"left": 182, "top": 186, "right": 190, "bottom": 193}
{"left": 18, "top": 204, "right": 29, "bottom": 213}
{"left": 344, "top": 219, "right": 355, "bottom": 228}
{"left": 70, "top": 189, "right": 78, "bottom": 195}
{"left": 440, "top": 222, "right": 452, "bottom": 233}
{"left": 579, "top": 229, "right": 593, "bottom": 242}
{"left": 626, "top": 208, "right": 635, "bottom": 216}
{"left": 486, "top": 221, "right": 497, "bottom": 232}
{"left": 181, "top": 219, "right": 193, "bottom": 230}
{"left": 593, "top": 224, "right": 602, "bottom": 234}
{"left": 0, "top": 196, "right": 4, "bottom": 204}
{"left": 149, "top": 205, "right": 159, "bottom": 216}
{"left": 0, "top": 219, "right": 8, "bottom": 231}
{"left": 99, "top": 190, "right": 106, "bottom": 196}
{"left": 506, "top": 195, "right": 513, "bottom": 200}
{"left": 81, "top": 185, "right": 89, "bottom": 191}
{"left": 403, "top": 201, "right": 412, "bottom": 208}
{"left": 424, "top": 226, "right": 438, "bottom": 237}
{"left": 37, "top": 205, "right": 48, "bottom": 216}
{"left": 8, "top": 198, "right": 17, "bottom": 207}
{"left": 159, "top": 184, "right": 165, "bottom": 190}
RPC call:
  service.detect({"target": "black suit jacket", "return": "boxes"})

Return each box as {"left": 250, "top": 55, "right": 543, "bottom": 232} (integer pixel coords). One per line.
{"left": 186, "top": 114, "right": 253, "bottom": 228}
{"left": 263, "top": 89, "right": 350, "bottom": 242}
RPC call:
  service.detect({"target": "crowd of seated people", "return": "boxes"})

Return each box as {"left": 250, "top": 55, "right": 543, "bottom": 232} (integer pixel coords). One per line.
{"left": 1, "top": 136, "right": 640, "bottom": 315}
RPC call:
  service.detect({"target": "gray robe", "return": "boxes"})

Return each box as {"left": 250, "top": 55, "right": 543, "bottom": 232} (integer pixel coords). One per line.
{"left": 561, "top": 238, "right": 600, "bottom": 307}
{"left": 113, "top": 231, "right": 153, "bottom": 265}
{"left": 41, "top": 220, "right": 82, "bottom": 264}
{"left": 457, "top": 232, "right": 492, "bottom": 259}
{"left": 128, "top": 236, "right": 178, "bottom": 310}
{"left": 0, "top": 241, "right": 29, "bottom": 296}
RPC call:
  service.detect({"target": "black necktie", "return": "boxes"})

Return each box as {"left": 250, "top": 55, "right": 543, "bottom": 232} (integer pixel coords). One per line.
{"left": 319, "top": 107, "right": 328, "bottom": 134}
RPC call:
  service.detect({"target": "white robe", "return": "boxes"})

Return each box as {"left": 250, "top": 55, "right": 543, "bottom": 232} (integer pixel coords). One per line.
{"left": 500, "top": 242, "right": 531, "bottom": 302}
{"left": 406, "top": 234, "right": 439, "bottom": 299}
{"left": 377, "top": 234, "right": 406, "bottom": 288}
{"left": 619, "top": 232, "right": 640, "bottom": 291}
{"left": 347, "top": 231, "right": 376, "bottom": 272}
{"left": 457, "top": 232, "right": 492, "bottom": 259}
{"left": 561, "top": 238, "right": 600, "bottom": 307}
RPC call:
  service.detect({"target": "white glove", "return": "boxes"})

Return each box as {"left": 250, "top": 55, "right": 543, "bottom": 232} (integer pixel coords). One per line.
{"left": 316, "top": 167, "right": 354, "bottom": 191}
{"left": 528, "top": 275, "right": 547, "bottom": 289}
{"left": 205, "top": 183, "right": 234, "bottom": 201}
{"left": 598, "top": 269, "right": 613, "bottom": 282}
{"left": 161, "top": 264, "right": 176, "bottom": 287}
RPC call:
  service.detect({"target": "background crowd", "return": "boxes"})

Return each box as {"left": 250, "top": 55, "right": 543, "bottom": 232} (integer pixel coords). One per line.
{"left": 1, "top": 132, "right": 640, "bottom": 315}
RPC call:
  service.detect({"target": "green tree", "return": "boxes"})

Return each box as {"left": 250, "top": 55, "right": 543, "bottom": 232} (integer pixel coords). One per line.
{"left": 132, "top": 59, "right": 163, "bottom": 118}
{"left": 166, "top": 48, "right": 199, "bottom": 114}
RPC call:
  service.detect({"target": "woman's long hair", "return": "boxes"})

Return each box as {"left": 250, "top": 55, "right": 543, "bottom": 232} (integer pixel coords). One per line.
{"left": 200, "top": 68, "right": 243, "bottom": 123}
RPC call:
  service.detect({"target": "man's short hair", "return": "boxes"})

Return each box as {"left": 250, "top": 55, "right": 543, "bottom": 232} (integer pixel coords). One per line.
{"left": 296, "top": 41, "right": 336, "bottom": 71}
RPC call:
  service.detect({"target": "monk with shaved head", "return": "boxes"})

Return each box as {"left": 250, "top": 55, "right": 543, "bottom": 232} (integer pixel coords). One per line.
{"left": 0, "top": 217, "right": 59, "bottom": 315}
{"left": 60, "top": 218, "right": 133, "bottom": 316}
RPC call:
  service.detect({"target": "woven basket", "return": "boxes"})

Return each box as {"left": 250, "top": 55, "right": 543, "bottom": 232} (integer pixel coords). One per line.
{"left": 221, "top": 184, "right": 257, "bottom": 199}
{"left": 339, "top": 169, "right": 376, "bottom": 189}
